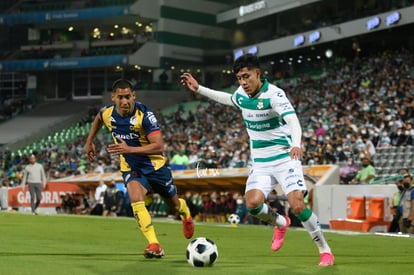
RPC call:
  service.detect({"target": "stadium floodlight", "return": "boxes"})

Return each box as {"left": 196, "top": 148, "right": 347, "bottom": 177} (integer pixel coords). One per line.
{"left": 325, "top": 49, "right": 333, "bottom": 58}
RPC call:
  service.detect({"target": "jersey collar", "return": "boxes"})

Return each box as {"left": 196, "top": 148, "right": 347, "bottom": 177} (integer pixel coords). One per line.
{"left": 250, "top": 78, "right": 269, "bottom": 98}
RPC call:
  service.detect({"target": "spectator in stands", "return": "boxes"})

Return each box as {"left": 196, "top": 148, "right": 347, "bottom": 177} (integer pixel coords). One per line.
{"left": 60, "top": 193, "right": 76, "bottom": 214}
{"left": 186, "top": 150, "right": 200, "bottom": 169}
{"left": 93, "top": 160, "right": 105, "bottom": 174}
{"left": 183, "top": 192, "right": 199, "bottom": 218}
{"left": 213, "top": 195, "right": 226, "bottom": 222}
{"left": 199, "top": 193, "right": 215, "bottom": 222}
{"left": 398, "top": 174, "right": 414, "bottom": 234}
{"left": 80, "top": 193, "right": 93, "bottom": 215}
{"left": 225, "top": 192, "right": 237, "bottom": 216}
{"left": 339, "top": 157, "right": 359, "bottom": 184}
{"left": 400, "top": 168, "right": 414, "bottom": 184}
{"left": 181, "top": 53, "right": 334, "bottom": 266}
{"left": 229, "top": 151, "right": 249, "bottom": 168}
{"left": 362, "top": 134, "right": 376, "bottom": 159}
{"left": 234, "top": 195, "right": 251, "bottom": 224}
{"left": 170, "top": 148, "right": 189, "bottom": 170}
{"left": 20, "top": 154, "right": 47, "bottom": 215}
{"left": 350, "top": 156, "right": 376, "bottom": 184}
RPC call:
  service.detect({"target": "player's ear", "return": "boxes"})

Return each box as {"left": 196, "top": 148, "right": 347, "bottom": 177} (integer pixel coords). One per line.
{"left": 256, "top": 69, "right": 261, "bottom": 78}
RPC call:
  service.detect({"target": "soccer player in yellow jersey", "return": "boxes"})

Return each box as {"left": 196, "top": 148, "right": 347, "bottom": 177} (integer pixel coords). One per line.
{"left": 85, "top": 79, "right": 194, "bottom": 258}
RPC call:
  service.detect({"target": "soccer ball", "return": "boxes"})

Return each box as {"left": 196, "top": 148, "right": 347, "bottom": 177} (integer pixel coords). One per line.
{"left": 228, "top": 213, "right": 241, "bottom": 224}
{"left": 186, "top": 237, "right": 218, "bottom": 267}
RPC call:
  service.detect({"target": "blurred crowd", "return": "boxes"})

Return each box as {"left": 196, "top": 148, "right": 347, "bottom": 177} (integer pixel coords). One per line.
{"left": 161, "top": 49, "right": 414, "bottom": 173}
{"left": 0, "top": 97, "right": 34, "bottom": 121}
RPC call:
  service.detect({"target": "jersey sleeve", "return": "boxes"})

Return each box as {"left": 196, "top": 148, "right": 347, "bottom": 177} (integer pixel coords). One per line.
{"left": 270, "top": 89, "right": 296, "bottom": 118}
{"left": 141, "top": 106, "right": 161, "bottom": 135}
{"left": 197, "top": 85, "right": 234, "bottom": 106}
{"left": 99, "top": 104, "right": 114, "bottom": 128}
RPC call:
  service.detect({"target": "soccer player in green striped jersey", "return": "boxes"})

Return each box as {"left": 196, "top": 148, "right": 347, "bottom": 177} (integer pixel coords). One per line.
{"left": 181, "top": 53, "right": 334, "bottom": 266}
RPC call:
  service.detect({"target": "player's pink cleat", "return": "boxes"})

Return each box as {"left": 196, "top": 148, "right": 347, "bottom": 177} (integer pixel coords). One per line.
{"left": 144, "top": 243, "right": 165, "bottom": 258}
{"left": 319, "top": 252, "right": 335, "bottom": 266}
{"left": 182, "top": 216, "right": 194, "bottom": 239}
{"left": 271, "top": 216, "right": 290, "bottom": 251}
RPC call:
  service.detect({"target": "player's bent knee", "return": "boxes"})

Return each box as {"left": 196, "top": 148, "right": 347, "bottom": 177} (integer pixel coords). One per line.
{"left": 290, "top": 205, "right": 306, "bottom": 215}
{"left": 245, "top": 201, "right": 261, "bottom": 210}
{"left": 295, "top": 207, "right": 313, "bottom": 222}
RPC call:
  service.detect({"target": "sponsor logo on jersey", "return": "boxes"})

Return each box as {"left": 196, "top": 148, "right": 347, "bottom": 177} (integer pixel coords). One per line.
{"left": 255, "top": 113, "right": 269, "bottom": 118}
{"left": 130, "top": 116, "right": 137, "bottom": 125}
{"left": 257, "top": 99, "right": 264, "bottom": 109}
{"left": 113, "top": 132, "right": 139, "bottom": 140}
{"left": 147, "top": 112, "right": 158, "bottom": 125}
{"left": 246, "top": 122, "right": 271, "bottom": 130}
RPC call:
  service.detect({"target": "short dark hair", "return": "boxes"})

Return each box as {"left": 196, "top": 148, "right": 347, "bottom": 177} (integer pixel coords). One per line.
{"left": 233, "top": 53, "right": 260, "bottom": 74}
{"left": 403, "top": 174, "right": 411, "bottom": 179}
{"left": 112, "top": 79, "right": 133, "bottom": 91}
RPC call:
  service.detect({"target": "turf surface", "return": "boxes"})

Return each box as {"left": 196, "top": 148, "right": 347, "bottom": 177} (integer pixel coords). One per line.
{"left": 0, "top": 212, "right": 412, "bottom": 275}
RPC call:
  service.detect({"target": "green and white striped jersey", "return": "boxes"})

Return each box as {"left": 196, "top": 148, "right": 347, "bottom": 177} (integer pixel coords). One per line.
{"left": 230, "top": 79, "right": 295, "bottom": 166}
{"left": 197, "top": 79, "right": 301, "bottom": 167}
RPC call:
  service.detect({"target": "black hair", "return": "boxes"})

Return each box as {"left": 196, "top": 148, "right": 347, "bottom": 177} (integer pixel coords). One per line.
{"left": 112, "top": 79, "right": 133, "bottom": 91}
{"left": 233, "top": 53, "right": 260, "bottom": 74}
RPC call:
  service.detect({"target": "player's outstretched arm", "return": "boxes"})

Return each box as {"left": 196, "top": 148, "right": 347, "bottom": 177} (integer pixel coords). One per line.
{"left": 85, "top": 113, "right": 103, "bottom": 161}
{"left": 180, "top": 73, "right": 199, "bottom": 92}
{"left": 181, "top": 73, "right": 233, "bottom": 106}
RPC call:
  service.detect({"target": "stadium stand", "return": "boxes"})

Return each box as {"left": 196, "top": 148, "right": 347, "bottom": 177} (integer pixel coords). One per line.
{"left": 2, "top": 48, "right": 412, "bottom": 190}
{"left": 0, "top": 100, "right": 100, "bottom": 151}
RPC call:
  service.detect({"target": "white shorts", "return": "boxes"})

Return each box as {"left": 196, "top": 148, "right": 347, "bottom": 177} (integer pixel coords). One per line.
{"left": 245, "top": 158, "right": 307, "bottom": 198}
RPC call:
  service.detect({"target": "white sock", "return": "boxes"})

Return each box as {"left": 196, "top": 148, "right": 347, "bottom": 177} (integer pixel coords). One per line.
{"left": 253, "top": 203, "right": 287, "bottom": 227}
{"left": 301, "top": 212, "right": 331, "bottom": 254}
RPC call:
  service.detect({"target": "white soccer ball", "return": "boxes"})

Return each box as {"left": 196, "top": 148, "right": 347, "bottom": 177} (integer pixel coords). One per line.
{"left": 186, "top": 237, "right": 218, "bottom": 267}
{"left": 228, "top": 213, "right": 241, "bottom": 224}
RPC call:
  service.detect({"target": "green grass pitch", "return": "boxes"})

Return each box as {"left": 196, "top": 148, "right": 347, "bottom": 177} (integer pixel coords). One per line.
{"left": 0, "top": 212, "right": 412, "bottom": 275}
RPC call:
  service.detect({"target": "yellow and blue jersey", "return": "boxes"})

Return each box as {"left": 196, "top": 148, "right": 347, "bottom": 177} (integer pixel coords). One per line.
{"left": 100, "top": 102, "right": 166, "bottom": 174}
